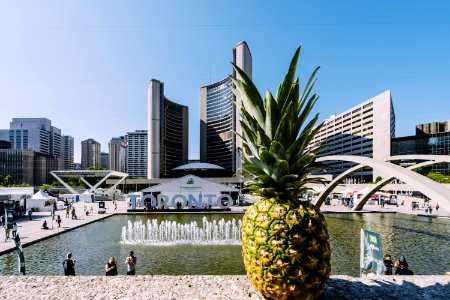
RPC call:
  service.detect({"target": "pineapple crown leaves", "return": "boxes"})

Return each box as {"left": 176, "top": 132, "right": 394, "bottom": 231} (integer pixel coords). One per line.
{"left": 230, "top": 45, "right": 327, "bottom": 203}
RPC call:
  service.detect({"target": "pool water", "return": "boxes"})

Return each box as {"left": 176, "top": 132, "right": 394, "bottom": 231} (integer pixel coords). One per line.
{"left": 0, "top": 213, "right": 448, "bottom": 276}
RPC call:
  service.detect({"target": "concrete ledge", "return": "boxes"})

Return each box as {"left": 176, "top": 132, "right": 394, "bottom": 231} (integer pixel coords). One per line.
{"left": 0, "top": 275, "right": 448, "bottom": 300}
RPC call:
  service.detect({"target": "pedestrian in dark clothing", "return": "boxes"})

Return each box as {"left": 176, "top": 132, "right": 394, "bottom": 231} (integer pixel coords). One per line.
{"left": 105, "top": 256, "right": 119, "bottom": 276}
{"left": 383, "top": 254, "right": 394, "bottom": 275}
{"left": 395, "top": 255, "right": 414, "bottom": 275}
{"left": 56, "top": 215, "right": 62, "bottom": 228}
{"left": 28, "top": 209, "right": 32, "bottom": 220}
{"left": 63, "top": 252, "right": 76, "bottom": 276}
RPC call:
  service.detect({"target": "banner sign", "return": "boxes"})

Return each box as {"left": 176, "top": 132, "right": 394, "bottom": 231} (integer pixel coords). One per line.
{"left": 13, "top": 233, "right": 26, "bottom": 275}
{"left": 360, "top": 229, "right": 384, "bottom": 275}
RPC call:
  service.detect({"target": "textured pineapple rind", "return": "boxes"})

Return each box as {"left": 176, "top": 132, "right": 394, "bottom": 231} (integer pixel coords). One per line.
{"left": 242, "top": 198, "right": 331, "bottom": 300}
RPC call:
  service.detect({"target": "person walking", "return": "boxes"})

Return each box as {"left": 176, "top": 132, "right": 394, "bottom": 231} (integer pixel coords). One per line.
{"left": 125, "top": 251, "right": 137, "bottom": 275}
{"left": 65, "top": 206, "right": 70, "bottom": 218}
{"left": 71, "top": 206, "right": 77, "bottom": 220}
{"left": 394, "top": 255, "right": 414, "bottom": 275}
{"left": 114, "top": 202, "right": 117, "bottom": 211}
{"left": 56, "top": 215, "right": 62, "bottom": 228}
{"left": 12, "top": 223, "right": 17, "bottom": 237}
{"left": 28, "top": 209, "right": 32, "bottom": 220}
{"left": 63, "top": 252, "right": 76, "bottom": 276}
{"left": 105, "top": 256, "right": 119, "bottom": 276}
{"left": 436, "top": 203, "right": 439, "bottom": 212}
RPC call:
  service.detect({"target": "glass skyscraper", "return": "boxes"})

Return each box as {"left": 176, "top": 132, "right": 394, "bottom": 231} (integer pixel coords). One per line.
{"left": 200, "top": 41, "right": 252, "bottom": 174}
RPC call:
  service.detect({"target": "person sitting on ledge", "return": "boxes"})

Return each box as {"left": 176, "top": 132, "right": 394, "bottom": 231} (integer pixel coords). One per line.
{"left": 42, "top": 220, "right": 49, "bottom": 230}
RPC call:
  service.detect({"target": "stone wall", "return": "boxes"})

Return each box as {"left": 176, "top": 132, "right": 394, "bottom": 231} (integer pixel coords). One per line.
{"left": 0, "top": 275, "right": 448, "bottom": 299}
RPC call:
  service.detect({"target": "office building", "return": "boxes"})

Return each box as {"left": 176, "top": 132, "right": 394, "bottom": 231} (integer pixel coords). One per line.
{"left": 416, "top": 120, "right": 450, "bottom": 135}
{"left": 392, "top": 120, "right": 450, "bottom": 175}
{"left": 309, "top": 90, "right": 395, "bottom": 181}
{"left": 109, "top": 136, "right": 126, "bottom": 172}
{"left": 0, "top": 149, "right": 58, "bottom": 185}
{"left": 0, "top": 118, "right": 69, "bottom": 184}
{"left": 148, "top": 80, "right": 189, "bottom": 178}
{"left": 126, "top": 130, "right": 148, "bottom": 178}
{"left": 0, "top": 140, "right": 11, "bottom": 149}
{"left": 101, "top": 152, "right": 109, "bottom": 169}
{"left": 60, "top": 135, "right": 74, "bottom": 170}
{"left": 81, "top": 138, "right": 101, "bottom": 169}
{"left": 200, "top": 41, "right": 252, "bottom": 174}
{"left": 8, "top": 118, "right": 61, "bottom": 157}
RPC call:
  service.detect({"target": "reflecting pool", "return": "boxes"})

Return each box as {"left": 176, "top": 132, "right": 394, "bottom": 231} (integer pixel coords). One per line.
{"left": 0, "top": 213, "right": 448, "bottom": 276}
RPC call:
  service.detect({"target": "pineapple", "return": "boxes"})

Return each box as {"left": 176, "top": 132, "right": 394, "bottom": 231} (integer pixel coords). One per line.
{"left": 230, "top": 46, "right": 331, "bottom": 300}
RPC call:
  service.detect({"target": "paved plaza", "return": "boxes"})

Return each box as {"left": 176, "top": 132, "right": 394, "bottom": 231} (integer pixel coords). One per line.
{"left": 0, "top": 200, "right": 127, "bottom": 255}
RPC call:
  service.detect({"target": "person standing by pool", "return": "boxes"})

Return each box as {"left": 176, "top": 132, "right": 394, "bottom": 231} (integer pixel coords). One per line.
{"left": 65, "top": 206, "right": 70, "bottom": 218}
{"left": 105, "top": 256, "right": 119, "bottom": 276}
{"left": 383, "top": 254, "right": 394, "bottom": 275}
{"left": 395, "top": 255, "right": 414, "bottom": 275}
{"left": 63, "top": 253, "right": 76, "bottom": 276}
{"left": 56, "top": 215, "right": 62, "bottom": 228}
{"left": 125, "top": 251, "right": 137, "bottom": 275}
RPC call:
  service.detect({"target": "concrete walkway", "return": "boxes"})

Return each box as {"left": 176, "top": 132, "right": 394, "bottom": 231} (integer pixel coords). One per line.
{"left": 0, "top": 200, "right": 127, "bottom": 255}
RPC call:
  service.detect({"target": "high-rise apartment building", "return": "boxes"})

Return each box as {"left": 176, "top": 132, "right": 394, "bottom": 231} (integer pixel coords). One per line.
{"left": 148, "top": 80, "right": 189, "bottom": 179}
{"left": 126, "top": 130, "right": 148, "bottom": 178}
{"left": 109, "top": 136, "right": 126, "bottom": 172}
{"left": 60, "top": 135, "right": 74, "bottom": 170}
{"left": 200, "top": 41, "right": 252, "bottom": 174}
{"left": 310, "top": 90, "right": 395, "bottom": 181}
{"left": 81, "top": 138, "right": 101, "bottom": 169}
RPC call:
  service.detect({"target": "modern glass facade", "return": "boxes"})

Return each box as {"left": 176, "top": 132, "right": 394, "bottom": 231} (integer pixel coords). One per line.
{"left": 202, "top": 77, "right": 235, "bottom": 172}
{"left": 200, "top": 41, "right": 252, "bottom": 174}
{"left": 391, "top": 132, "right": 450, "bottom": 175}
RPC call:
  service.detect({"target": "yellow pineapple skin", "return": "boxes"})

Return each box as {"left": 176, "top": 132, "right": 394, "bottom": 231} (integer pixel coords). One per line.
{"left": 242, "top": 198, "right": 331, "bottom": 300}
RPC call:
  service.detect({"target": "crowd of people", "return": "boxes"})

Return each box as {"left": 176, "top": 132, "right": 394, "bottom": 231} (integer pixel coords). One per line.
{"left": 63, "top": 251, "right": 137, "bottom": 276}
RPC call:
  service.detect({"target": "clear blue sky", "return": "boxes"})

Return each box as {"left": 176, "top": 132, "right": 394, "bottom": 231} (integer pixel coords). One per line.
{"left": 1, "top": 1, "right": 449, "bottom": 163}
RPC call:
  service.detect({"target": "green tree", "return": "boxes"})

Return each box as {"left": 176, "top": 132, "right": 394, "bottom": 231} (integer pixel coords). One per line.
{"left": 2, "top": 175, "right": 13, "bottom": 186}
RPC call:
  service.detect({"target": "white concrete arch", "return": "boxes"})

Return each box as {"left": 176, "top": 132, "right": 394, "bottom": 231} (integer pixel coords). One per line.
{"left": 315, "top": 155, "right": 450, "bottom": 209}
{"left": 315, "top": 155, "right": 450, "bottom": 213}
{"left": 315, "top": 164, "right": 366, "bottom": 207}
{"left": 353, "top": 157, "right": 450, "bottom": 210}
